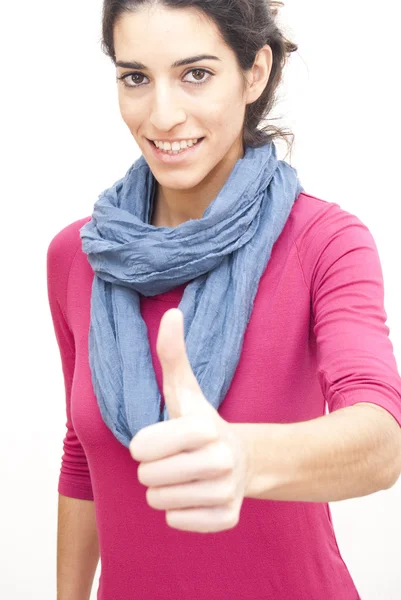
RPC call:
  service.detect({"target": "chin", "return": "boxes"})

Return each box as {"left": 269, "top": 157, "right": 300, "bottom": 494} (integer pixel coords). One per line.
{"left": 165, "top": 177, "right": 193, "bottom": 187}
{"left": 159, "top": 172, "right": 205, "bottom": 190}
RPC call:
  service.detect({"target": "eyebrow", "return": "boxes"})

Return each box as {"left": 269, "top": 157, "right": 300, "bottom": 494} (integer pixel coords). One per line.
{"left": 115, "top": 54, "right": 222, "bottom": 70}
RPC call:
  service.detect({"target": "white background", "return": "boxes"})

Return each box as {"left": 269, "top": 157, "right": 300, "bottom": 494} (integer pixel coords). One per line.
{"left": 1, "top": 0, "right": 400, "bottom": 598}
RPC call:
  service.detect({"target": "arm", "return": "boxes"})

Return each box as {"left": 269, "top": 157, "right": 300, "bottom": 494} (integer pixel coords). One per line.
{"left": 240, "top": 206, "right": 400, "bottom": 503}
{"left": 57, "top": 494, "right": 100, "bottom": 600}
{"left": 236, "top": 402, "right": 401, "bottom": 503}
{"left": 46, "top": 230, "right": 94, "bottom": 500}
{"left": 47, "top": 230, "right": 98, "bottom": 597}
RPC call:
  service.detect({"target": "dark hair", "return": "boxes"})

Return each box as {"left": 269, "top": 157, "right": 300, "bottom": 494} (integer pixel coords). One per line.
{"left": 101, "top": 0, "right": 298, "bottom": 158}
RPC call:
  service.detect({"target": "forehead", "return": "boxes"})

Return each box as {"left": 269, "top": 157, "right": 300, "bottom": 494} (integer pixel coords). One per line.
{"left": 113, "top": 5, "right": 225, "bottom": 63}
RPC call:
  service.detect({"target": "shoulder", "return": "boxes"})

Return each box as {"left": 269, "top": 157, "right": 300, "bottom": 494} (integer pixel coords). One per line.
{"left": 47, "top": 216, "right": 91, "bottom": 269}
{"left": 46, "top": 217, "right": 92, "bottom": 298}
{"left": 290, "top": 191, "right": 370, "bottom": 240}
{"left": 289, "top": 192, "right": 379, "bottom": 288}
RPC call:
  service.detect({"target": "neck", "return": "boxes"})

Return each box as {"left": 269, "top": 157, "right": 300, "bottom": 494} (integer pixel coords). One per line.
{"left": 151, "top": 140, "right": 245, "bottom": 228}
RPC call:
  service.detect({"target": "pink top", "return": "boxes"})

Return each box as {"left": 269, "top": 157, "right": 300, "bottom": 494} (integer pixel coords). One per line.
{"left": 47, "top": 191, "right": 401, "bottom": 600}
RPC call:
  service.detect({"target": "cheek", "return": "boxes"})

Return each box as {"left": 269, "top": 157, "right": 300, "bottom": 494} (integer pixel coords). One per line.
{"left": 203, "top": 88, "right": 245, "bottom": 130}
{"left": 203, "top": 104, "right": 244, "bottom": 142}
{"left": 118, "top": 94, "right": 140, "bottom": 126}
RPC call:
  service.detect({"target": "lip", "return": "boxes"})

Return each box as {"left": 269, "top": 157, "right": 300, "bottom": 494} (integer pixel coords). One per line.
{"left": 147, "top": 137, "right": 205, "bottom": 164}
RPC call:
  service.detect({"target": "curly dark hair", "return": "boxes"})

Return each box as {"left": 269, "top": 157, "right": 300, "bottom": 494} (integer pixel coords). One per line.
{"left": 101, "top": 0, "right": 299, "bottom": 157}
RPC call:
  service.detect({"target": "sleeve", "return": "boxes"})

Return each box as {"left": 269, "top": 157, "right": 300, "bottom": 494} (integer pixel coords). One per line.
{"left": 47, "top": 228, "right": 94, "bottom": 500}
{"left": 309, "top": 205, "right": 401, "bottom": 428}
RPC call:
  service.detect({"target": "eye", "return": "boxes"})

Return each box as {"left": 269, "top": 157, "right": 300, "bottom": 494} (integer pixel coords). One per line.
{"left": 118, "top": 72, "right": 148, "bottom": 88}
{"left": 184, "top": 69, "right": 212, "bottom": 86}
{"left": 117, "top": 73, "right": 145, "bottom": 88}
{"left": 117, "top": 68, "right": 213, "bottom": 89}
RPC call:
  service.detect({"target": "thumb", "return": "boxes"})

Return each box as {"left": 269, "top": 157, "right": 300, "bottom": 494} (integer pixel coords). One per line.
{"left": 156, "top": 308, "right": 209, "bottom": 419}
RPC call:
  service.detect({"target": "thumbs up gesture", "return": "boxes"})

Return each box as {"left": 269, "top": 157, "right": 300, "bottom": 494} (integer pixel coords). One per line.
{"left": 129, "top": 308, "right": 254, "bottom": 533}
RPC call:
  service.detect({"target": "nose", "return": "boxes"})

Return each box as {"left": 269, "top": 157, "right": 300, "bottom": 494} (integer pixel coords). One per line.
{"left": 148, "top": 86, "right": 187, "bottom": 132}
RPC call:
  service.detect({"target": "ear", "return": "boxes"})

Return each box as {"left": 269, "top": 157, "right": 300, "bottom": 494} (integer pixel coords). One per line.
{"left": 245, "top": 44, "right": 273, "bottom": 105}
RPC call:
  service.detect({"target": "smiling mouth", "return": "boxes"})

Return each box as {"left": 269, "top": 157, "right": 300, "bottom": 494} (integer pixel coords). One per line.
{"left": 147, "top": 137, "right": 206, "bottom": 160}
{"left": 149, "top": 138, "right": 204, "bottom": 153}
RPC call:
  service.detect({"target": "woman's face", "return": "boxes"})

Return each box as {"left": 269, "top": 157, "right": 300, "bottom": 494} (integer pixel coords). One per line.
{"left": 113, "top": 5, "right": 265, "bottom": 192}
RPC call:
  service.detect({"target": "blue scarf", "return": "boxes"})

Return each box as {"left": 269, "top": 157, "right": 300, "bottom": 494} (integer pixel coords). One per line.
{"left": 80, "top": 142, "right": 304, "bottom": 448}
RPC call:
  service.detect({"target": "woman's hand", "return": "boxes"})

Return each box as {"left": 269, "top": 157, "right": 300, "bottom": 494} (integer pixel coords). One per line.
{"left": 129, "top": 308, "right": 254, "bottom": 533}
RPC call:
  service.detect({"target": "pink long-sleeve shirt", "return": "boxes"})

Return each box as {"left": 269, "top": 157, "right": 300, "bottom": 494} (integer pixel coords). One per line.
{"left": 47, "top": 191, "right": 401, "bottom": 600}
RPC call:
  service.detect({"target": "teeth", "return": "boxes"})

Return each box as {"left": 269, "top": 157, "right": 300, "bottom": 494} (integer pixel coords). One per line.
{"left": 154, "top": 138, "right": 200, "bottom": 153}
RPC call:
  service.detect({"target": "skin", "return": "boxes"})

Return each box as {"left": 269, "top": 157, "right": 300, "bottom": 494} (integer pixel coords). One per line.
{"left": 114, "top": 4, "right": 273, "bottom": 227}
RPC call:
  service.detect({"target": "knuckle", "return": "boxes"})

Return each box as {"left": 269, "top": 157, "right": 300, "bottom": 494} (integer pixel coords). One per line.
{"left": 227, "top": 482, "right": 237, "bottom": 502}
{"left": 166, "top": 510, "right": 176, "bottom": 528}
{"left": 138, "top": 464, "right": 150, "bottom": 486}
{"left": 146, "top": 487, "right": 158, "bottom": 509}
{"left": 220, "top": 485, "right": 235, "bottom": 504}
{"left": 137, "top": 464, "right": 145, "bottom": 484}
{"left": 222, "top": 509, "right": 239, "bottom": 529}
{"left": 215, "top": 441, "right": 235, "bottom": 471}
{"left": 187, "top": 414, "right": 204, "bottom": 434}
{"left": 189, "top": 415, "right": 217, "bottom": 439}
{"left": 228, "top": 510, "right": 240, "bottom": 528}
{"left": 202, "top": 442, "right": 234, "bottom": 478}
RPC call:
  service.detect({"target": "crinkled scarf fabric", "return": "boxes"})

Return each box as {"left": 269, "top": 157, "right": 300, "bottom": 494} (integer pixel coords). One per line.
{"left": 80, "top": 142, "right": 304, "bottom": 448}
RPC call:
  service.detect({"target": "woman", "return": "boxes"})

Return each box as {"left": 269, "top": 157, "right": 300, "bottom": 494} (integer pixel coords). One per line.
{"left": 47, "top": 1, "right": 401, "bottom": 599}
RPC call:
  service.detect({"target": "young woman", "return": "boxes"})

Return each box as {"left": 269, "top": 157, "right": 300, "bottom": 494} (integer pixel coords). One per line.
{"left": 47, "top": 1, "right": 401, "bottom": 599}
